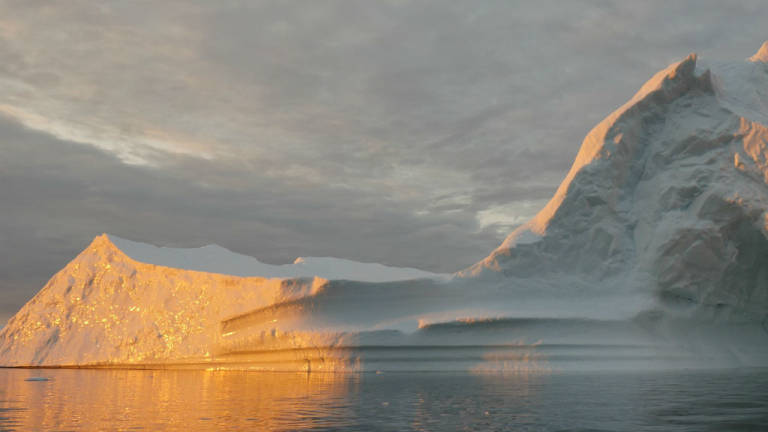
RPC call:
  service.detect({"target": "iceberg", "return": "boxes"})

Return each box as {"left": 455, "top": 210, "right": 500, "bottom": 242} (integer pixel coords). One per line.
{"left": 2, "top": 42, "right": 768, "bottom": 371}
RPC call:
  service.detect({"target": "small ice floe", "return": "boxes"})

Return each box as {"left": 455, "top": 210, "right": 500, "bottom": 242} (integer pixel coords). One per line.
{"left": 25, "top": 377, "right": 50, "bottom": 382}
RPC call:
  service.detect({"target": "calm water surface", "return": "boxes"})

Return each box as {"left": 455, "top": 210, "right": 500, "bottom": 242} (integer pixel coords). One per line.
{"left": 1, "top": 367, "right": 766, "bottom": 431}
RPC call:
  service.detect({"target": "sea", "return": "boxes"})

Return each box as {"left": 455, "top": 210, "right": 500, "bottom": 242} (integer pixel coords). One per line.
{"left": 1, "top": 367, "right": 767, "bottom": 431}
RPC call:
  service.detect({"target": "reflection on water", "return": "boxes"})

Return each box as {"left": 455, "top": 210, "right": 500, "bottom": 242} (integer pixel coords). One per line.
{"left": 0, "top": 369, "right": 356, "bottom": 431}
{"left": 1, "top": 367, "right": 767, "bottom": 431}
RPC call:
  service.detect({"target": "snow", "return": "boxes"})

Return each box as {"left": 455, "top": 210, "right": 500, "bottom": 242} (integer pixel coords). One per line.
{"left": 2, "top": 42, "right": 768, "bottom": 371}
{"left": 108, "top": 235, "right": 447, "bottom": 282}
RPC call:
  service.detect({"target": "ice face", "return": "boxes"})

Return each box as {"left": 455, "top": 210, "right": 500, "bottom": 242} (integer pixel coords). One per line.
{"left": 467, "top": 47, "right": 768, "bottom": 323}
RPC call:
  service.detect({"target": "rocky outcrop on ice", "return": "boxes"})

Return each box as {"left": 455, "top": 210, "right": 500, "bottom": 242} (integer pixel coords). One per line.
{"left": 2, "top": 43, "right": 768, "bottom": 370}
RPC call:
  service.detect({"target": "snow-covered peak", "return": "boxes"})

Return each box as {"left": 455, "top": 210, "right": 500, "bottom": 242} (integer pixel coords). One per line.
{"left": 104, "top": 234, "right": 446, "bottom": 282}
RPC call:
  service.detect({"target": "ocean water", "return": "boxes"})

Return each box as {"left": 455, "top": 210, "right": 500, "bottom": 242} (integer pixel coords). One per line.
{"left": 1, "top": 367, "right": 767, "bottom": 431}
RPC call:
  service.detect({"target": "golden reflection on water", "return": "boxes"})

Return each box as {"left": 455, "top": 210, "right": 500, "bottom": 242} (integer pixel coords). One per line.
{"left": 3, "top": 366, "right": 766, "bottom": 431}
{"left": 0, "top": 368, "right": 358, "bottom": 431}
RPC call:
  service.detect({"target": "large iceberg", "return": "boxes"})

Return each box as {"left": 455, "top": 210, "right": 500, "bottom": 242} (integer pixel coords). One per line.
{"left": 2, "top": 43, "right": 768, "bottom": 371}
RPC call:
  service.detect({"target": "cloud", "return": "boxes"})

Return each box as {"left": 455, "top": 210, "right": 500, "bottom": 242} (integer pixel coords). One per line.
{"left": 476, "top": 200, "right": 550, "bottom": 236}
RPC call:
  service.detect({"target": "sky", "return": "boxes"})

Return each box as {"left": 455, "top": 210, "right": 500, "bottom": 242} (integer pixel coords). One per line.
{"left": 0, "top": 0, "right": 766, "bottom": 324}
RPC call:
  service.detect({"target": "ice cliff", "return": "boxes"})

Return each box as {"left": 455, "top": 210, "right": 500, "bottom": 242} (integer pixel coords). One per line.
{"left": 2, "top": 43, "right": 768, "bottom": 371}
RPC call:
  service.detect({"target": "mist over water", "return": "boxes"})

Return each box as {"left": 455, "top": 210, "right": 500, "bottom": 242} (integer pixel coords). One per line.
{"left": 1, "top": 368, "right": 766, "bottom": 431}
